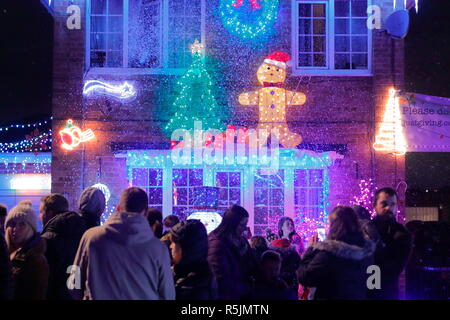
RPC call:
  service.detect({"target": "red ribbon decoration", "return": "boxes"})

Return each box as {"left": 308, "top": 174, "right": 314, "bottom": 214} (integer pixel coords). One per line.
{"left": 232, "top": 0, "right": 261, "bottom": 10}
{"left": 263, "top": 82, "right": 284, "bottom": 88}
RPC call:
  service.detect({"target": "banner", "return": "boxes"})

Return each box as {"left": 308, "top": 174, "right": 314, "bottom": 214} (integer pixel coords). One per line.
{"left": 400, "top": 92, "right": 450, "bottom": 152}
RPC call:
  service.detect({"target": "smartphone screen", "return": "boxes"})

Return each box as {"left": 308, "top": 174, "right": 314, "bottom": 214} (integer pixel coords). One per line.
{"left": 317, "top": 228, "right": 326, "bottom": 241}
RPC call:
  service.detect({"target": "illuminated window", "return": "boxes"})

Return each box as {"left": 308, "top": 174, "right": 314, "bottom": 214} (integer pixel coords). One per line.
{"left": 172, "top": 168, "right": 203, "bottom": 220}
{"left": 215, "top": 171, "right": 242, "bottom": 214}
{"left": 297, "top": 2, "right": 327, "bottom": 67}
{"left": 294, "top": 169, "right": 325, "bottom": 221}
{"left": 88, "top": 0, "right": 204, "bottom": 70}
{"left": 254, "top": 169, "right": 285, "bottom": 236}
{"left": 293, "top": 0, "right": 371, "bottom": 74}
{"left": 131, "top": 168, "right": 163, "bottom": 212}
{"left": 89, "top": 0, "right": 124, "bottom": 67}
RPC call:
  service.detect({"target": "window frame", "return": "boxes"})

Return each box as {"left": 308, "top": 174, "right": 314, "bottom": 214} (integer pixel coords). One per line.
{"left": 86, "top": 0, "right": 206, "bottom": 75}
{"left": 291, "top": 0, "right": 373, "bottom": 76}
{"left": 213, "top": 169, "right": 244, "bottom": 211}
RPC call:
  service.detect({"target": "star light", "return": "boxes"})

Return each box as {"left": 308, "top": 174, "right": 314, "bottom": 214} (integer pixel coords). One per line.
{"left": 189, "top": 39, "right": 204, "bottom": 55}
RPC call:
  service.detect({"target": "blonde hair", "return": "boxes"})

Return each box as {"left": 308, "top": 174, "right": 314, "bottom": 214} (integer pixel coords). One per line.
{"left": 5, "top": 216, "right": 35, "bottom": 254}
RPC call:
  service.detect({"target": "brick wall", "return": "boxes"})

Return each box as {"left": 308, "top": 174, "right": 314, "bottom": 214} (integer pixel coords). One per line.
{"left": 51, "top": 0, "right": 405, "bottom": 216}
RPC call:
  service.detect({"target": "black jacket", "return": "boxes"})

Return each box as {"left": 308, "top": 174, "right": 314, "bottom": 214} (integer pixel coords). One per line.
{"left": 174, "top": 262, "right": 218, "bottom": 300}
{"left": 41, "top": 211, "right": 87, "bottom": 300}
{"left": 10, "top": 233, "right": 49, "bottom": 300}
{"left": 297, "top": 236, "right": 376, "bottom": 300}
{"left": 208, "top": 233, "right": 257, "bottom": 300}
{"left": 269, "top": 242, "right": 301, "bottom": 297}
{"left": 252, "top": 273, "right": 295, "bottom": 300}
{"left": 0, "top": 234, "right": 14, "bottom": 299}
{"left": 369, "top": 217, "right": 412, "bottom": 300}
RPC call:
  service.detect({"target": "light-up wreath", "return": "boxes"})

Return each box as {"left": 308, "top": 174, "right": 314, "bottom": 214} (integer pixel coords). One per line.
{"left": 219, "top": 0, "right": 279, "bottom": 40}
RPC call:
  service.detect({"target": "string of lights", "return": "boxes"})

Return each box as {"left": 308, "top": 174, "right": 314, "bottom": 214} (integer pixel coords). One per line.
{"left": 0, "top": 130, "right": 52, "bottom": 153}
{"left": 0, "top": 117, "right": 52, "bottom": 133}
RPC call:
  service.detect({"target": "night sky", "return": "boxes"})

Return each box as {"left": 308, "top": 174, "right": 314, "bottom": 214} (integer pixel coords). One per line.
{"left": 0, "top": 0, "right": 449, "bottom": 191}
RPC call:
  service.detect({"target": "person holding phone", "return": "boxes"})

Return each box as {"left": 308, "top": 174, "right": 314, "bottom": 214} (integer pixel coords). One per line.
{"left": 297, "top": 206, "right": 376, "bottom": 300}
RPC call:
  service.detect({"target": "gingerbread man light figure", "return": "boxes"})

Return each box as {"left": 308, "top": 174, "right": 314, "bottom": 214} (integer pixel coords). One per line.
{"left": 238, "top": 51, "right": 306, "bottom": 148}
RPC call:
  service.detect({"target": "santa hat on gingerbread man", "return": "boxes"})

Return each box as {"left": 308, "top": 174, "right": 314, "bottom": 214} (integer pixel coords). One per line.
{"left": 263, "top": 51, "right": 291, "bottom": 69}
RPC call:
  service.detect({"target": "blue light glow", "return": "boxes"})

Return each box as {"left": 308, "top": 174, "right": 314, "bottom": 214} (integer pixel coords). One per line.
{"left": 219, "top": 0, "right": 279, "bottom": 40}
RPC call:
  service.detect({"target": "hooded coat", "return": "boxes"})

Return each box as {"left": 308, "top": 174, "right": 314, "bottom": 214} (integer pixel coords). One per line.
{"left": 70, "top": 212, "right": 175, "bottom": 300}
{"left": 10, "top": 233, "right": 49, "bottom": 300}
{"left": 78, "top": 187, "right": 106, "bottom": 229}
{"left": 297, "top": 237, "right": 376, "bottom": 300}
{"left": 41, "top": 211, "right": 87, "bottom": 300}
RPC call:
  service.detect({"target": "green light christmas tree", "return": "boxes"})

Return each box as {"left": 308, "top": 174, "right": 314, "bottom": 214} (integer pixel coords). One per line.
{"left": 165, "top": 40, "right": 226, "bottom": 136}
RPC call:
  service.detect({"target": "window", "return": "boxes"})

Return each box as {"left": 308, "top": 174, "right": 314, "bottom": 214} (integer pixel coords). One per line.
{"left": 254, "top": 169, "right": 285, "bottom": 236}
{"left": 298, "top": 2, "right": 327, "bottom": 68}
{"left": 172, "top": 168, "right": 203, "bottom": 220}
{"left": 294, "top": 169, "right": 325, "bottom": 221}
{"left": 88, "top": 0, "right": 204, "bottom": 70}
{"left": 215, "top": 171, "right": 242, "bottom": 214}
{"left": 131, "top": 168, "right": 163, "bottom": 212}
{"left": 293, "top": 0, "right": 371, "bottom": 75}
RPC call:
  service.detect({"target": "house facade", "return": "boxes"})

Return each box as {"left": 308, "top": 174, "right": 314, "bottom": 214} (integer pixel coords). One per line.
{"left": 51, "top": 0, "right": 406, "bottom": 234}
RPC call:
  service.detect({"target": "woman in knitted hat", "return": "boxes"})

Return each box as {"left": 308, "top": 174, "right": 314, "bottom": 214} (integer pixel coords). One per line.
{"left": 4, "top": 204, "right": 49, "bottom": 300}
{"left": 170, "top": 219, "right": 217, "bottom": 300}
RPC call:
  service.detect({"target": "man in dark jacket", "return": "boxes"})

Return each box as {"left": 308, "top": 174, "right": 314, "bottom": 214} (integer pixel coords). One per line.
{"left": 369, "top": 187, "right": 412, "bottom": 300}
{"left": 40, "top": 194, "right": 87, "bottom": 300}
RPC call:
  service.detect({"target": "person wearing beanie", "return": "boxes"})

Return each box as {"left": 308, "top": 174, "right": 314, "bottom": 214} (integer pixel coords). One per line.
{"left": 170, "top": 219, "right": 217, "bottom": 300}
{"left": 78, "top": 187, "right": 106, "bottom": 229}
{"left": 40, "top": 194, "right": 87, "bottom": 300}
{"left": 4, "top": 204, "right": 49, "bottom": 300}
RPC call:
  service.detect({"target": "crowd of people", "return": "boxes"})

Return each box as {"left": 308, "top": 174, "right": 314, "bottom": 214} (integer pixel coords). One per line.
{"left": 0, "top": 186, "right": 412, "bottom": 300}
